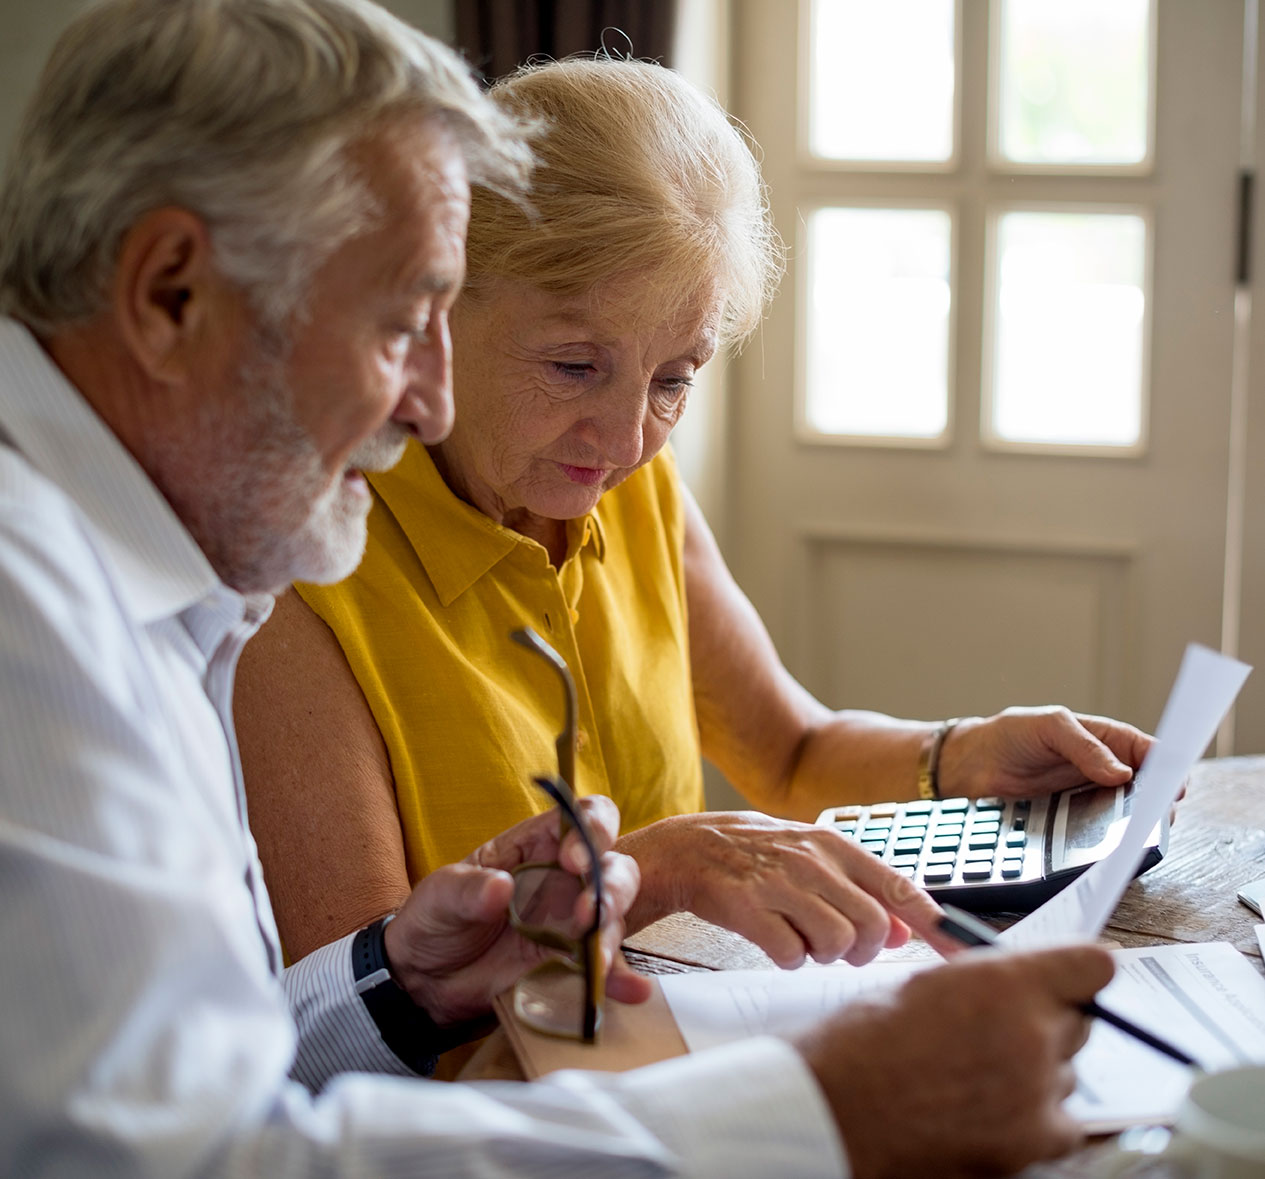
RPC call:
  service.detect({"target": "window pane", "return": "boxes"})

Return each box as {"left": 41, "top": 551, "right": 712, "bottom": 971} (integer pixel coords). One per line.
{"left": 990, "top": 211, "right": 1145, "bottom": 447}
{"left": 805, "top": 208, "right": 951, "bottom": 438}
{"left": 809, "top": 0, "right": 955, "bottom": 162}
{"left": 998, "top": 0, "right": 1151, "bottom": 166}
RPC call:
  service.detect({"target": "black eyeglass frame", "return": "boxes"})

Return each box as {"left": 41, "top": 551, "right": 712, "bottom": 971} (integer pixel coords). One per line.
{"left": 507, "top": 628, "right": 604, "bottom": 1043}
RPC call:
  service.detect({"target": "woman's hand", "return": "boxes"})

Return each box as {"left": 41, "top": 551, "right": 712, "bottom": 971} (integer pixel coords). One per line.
{"left": 618, "top": 811, "right": 953, "bottom": 968}
{"left": 937, "top": 707, "right": 1153, "bottom": 800}
{"left": 384, "top": 795, "right": 652, "bottom": 1027}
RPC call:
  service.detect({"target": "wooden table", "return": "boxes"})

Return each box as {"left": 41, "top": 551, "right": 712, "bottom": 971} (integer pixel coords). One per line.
{"left": 465, "top": 757, "right": 1265, "bottom": 1173}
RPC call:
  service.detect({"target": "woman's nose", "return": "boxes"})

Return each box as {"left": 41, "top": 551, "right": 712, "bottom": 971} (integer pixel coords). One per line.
{"left": 592, "top": 386, "right": 646, "bottom": 468}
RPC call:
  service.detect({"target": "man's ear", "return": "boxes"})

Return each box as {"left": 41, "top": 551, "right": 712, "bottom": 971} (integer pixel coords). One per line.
{"left": 112, "top": 207, "right": 228, "bottom": 385}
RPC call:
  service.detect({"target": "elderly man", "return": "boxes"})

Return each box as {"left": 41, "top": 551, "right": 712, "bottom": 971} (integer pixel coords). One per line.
{"left": 0, "top": 1, "right": 1113, "bottom": 1176}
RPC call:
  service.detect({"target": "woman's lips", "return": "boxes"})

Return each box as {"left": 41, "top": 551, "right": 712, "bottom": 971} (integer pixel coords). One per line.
{"left": 558, "top": 463, "right": 606, "bottom": 486}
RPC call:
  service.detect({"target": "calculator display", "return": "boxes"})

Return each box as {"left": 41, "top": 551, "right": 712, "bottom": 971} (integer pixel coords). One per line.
{"left": 816, "top": 781, "right": 1165, "bottom": 913}
{"left": 1064, "top": 787, "right": 1120, "bottom": 850}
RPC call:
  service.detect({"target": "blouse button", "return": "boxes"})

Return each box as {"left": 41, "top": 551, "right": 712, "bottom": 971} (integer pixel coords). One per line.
{"left": 576, "top": 729, "right": 589, "bottom": 750}
{"left": 569, "top": 607, "right": 580, "bottom": 624}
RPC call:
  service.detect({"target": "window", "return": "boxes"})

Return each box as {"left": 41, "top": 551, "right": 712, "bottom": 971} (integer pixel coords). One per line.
{"left": 799, "top": 0, "right": 1156, "bottom": 452}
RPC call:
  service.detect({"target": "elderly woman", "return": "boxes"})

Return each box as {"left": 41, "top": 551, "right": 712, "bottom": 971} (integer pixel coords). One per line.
{"left": 235, "top": 58, "right": 1151, "bottom": 971}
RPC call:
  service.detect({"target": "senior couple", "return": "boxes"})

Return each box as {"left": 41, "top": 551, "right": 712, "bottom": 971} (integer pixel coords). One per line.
{"left": 0, "top": 1, "right": 1149, "bottom": 1176}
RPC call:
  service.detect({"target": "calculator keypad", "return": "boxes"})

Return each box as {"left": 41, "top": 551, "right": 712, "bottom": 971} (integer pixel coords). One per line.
{"left": 817, "top": 796, "right": 1046, "bottom": 893}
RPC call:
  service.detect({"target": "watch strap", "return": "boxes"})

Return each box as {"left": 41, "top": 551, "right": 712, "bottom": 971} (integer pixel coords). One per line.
{"left": 351, "top": 917, "right": 491, "bottom": 1073}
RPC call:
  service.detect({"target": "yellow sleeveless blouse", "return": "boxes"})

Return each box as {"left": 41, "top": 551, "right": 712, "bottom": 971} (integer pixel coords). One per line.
{"left": 296, "top": 442, "right": 704, "bottom": 881}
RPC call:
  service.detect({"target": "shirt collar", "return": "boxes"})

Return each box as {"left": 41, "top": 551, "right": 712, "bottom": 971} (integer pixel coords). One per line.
{"left": 0, "top": 317, "right": 257, "bottom": 625}
{"left": 368, "top": 441, "right": 606, "bottom": 608}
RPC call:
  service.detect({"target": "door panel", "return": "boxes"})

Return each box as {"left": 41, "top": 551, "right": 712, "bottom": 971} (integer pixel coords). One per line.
{"left": 727, "top": 0, "right": 1243, "bottom": 737}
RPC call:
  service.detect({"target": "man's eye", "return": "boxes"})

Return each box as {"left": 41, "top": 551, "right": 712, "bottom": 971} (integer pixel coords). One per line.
{"left": 553, "top": 362, "right": 594, "bottom": 380}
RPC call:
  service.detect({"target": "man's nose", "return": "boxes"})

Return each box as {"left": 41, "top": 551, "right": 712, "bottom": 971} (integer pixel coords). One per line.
{"left": 394, "top": 317, "right": 455, "bottom": 444}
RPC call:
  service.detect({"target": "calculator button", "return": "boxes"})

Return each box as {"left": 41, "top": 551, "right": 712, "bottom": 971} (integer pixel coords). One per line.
{"left": 890, "top": 853, "right": 920, "bottom": 868}
{"left": 925, "top": 852, "right": 957, "bottom": 866}
{"left": 939, "top": 798, "right": 970, "bottom": 813}
{"left": 932, "top": 821, "right": 964, "bottom": 837}
{"left": 930, "top": 837, "right": 961, "bottom": 854}
{"left": 1012, "top": 816, "right": 1027, "bottom": 832}
{"left": 892, "top": 838, "right": 923, "bottom": 855}
{"left": 861, "top": 841, "right": 887, "bottom": 855}
{"left": 864, "top": 818, "right": 893, "bottom": 832}
{"left": 1004, "top": 831, "right": 1027, "bottom": 848}
{"left": 967, "top": 833, "right": 998, "bottom": 850}
{"left": 903, "top": 802, "right": 934, "bottom": 816}
{"left": 963, "top": 848, "right": 994, "bottom": 863}
{"left": 894, "top": 866, "right": 917, "bottom": 878}
{"left": 898, "top": 823, "right": 928, "bottom": 837}
{"left": 974, "top": 798, "right": 1004, "bottom": 812}
{"left": 961, "top": 864, "right": 993, "bottom": 881}
{"left": 1000, "top": 858, "right": 1024, "bottom": 878}
{"left": 869, "top": 804, "right": 899, "bottom": 818}
{"left": 922, "top": 866, "right": 954, "bottom": 884}
{"left": 970, "top": 819, "right": 1001, "bottom": 834}
{"left": 836, "top": 806, "right": 865, "bottom": 820}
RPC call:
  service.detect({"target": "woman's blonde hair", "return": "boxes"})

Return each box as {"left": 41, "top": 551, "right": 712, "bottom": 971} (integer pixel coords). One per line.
{"left": 465, "top": 57, "right": 784, "bottom": 350}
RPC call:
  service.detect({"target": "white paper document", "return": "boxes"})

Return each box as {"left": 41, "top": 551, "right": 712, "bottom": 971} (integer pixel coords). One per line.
{"left": 1001, "top": 643, "right": 1250, "bottom": 948}
{"left": 660, "top": 942, "right": 1265, "bottom": 1132}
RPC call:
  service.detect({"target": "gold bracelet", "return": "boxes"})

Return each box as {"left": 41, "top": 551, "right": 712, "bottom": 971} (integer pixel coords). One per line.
{"left": 916, "top": 718, "right": 962, "bottom": 801}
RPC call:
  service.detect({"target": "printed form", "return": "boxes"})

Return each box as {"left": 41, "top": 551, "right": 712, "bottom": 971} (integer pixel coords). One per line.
{"left": 660, "top": 644, "right": 1264, "bottom": 1131}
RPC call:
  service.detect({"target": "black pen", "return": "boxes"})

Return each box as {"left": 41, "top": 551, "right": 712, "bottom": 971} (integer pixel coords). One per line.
{"left": 936, "top": 904, "right": 1202, "bottom": 1071}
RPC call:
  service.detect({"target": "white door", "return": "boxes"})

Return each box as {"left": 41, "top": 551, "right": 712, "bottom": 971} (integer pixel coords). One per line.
{"left": 724, "top": 0, "right": 1250, "bottom": 745}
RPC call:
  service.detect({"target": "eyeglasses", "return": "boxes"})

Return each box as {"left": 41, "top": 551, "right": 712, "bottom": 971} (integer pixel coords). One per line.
{"left": 507, "top": 628, "right": 604, "bottom": 1043}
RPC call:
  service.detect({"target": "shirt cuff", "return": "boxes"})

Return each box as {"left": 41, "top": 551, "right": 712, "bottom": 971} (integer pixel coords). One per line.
{"left": 284, "top": 930, "right": 419, "bottom": 1092}
{"left": 551, "top": 1035, "right": 849, "bottom": 1179}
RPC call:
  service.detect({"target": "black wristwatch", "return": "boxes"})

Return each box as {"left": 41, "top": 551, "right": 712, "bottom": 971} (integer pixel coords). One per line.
{"left": 351, "top": 916, "right": 492, "bottom": 1072}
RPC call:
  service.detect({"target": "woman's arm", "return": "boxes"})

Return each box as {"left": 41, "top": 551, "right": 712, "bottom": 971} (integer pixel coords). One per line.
{"left": 683, "top": 489, "right": 1150, "bottom": 819}
{"left": 683, "top": 489, "right": 933, "bottom": 819}
{"left": 234, "top": 590, "right": 411, "bottom": 959}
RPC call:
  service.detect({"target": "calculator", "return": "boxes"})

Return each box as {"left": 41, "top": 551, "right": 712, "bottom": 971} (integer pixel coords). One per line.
{"left": 816, "top": 780, "right": 1167, "bottom": 913}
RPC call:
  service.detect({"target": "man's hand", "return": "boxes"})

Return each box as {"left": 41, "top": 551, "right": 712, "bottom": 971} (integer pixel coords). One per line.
{"left": 797, "top": 943, "right": 1113, "bottom": 1179}
{"left": 383, "top": 795, "right": 652, "bottom": 1027}
{"left": 938, "top": 707, "right": 1153, "bottom": 799}
{"left": 618, "top": 810, "right": 953, "bottom": 967}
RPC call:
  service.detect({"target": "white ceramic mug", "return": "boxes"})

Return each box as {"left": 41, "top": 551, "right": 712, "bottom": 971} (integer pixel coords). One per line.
{"left": 1093, "top": 1065, "right": 1265, "bottom": 1178}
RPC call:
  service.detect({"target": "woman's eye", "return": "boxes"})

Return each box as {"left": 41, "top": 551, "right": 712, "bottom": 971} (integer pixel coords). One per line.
{"left": 656, "top": 377, "right": 694, "bottom": 401}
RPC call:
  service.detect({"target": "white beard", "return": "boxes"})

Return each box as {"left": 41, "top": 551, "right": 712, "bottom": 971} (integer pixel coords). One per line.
{"left": 160, "top": 335, "right": 406, "bottom": 595}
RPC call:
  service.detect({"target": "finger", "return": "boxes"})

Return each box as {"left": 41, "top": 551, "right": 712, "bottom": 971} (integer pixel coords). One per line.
{"left": 1053, "top": 714, "right": 1135, "bottom": 783}
{"left": 724, "top": 909, "right": 813, "bottom": 969}
{"left": 468, "top": 808, "right": 563, "bottom": 871}
{"left": 774, "top": 894, "right": 862, "bottom": 965}
{"left": 606, "top": 950, "right": 654, "bottom": 1005}
{"left": 821, "top": 844, "right": 948, "bottom": 949}
{"left": 572, "top": 850, "right": 641, "bottom": 929}
{"left": 555, "top": 795, "right": 622, "bottom": 875}
{"left": 1062, "top": 1007, "right": 1095, "bottom": 1060}
{"left": 1040, "top": 1096, "right": 1086, "bottom": 1161}
{"left": 1079, "top": 715, "right": 1154, "bottom": 773}
{"left": 1025, "top": 944, "right": 1116, "bottom": 1004}
{"left": 882, "top": 914, "right": 913, "bottom": 950}
{"left": 414, "top": 862, "right": 515, "bottom": 931}
{"left": 574, "top": 794, "right": 621, "bottom": 849}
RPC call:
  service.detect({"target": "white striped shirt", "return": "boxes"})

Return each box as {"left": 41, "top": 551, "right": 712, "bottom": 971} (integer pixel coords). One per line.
{"left": 0, "top": 317, "right": 847, "bottom": 1179}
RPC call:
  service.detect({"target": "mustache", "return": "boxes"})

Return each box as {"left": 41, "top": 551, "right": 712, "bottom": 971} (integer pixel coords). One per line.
{"left": 347, "top": 425, "right": 410, "bottom": 474}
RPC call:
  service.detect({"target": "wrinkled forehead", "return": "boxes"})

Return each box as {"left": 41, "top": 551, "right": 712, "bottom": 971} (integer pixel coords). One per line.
{"left": 554, "top": 270, "right": 724, "bottom": 350}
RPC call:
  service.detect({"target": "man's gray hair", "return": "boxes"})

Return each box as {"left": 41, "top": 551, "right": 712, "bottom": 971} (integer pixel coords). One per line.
{"left": 0, "top": 0, "right": 534, "bottom": 334}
